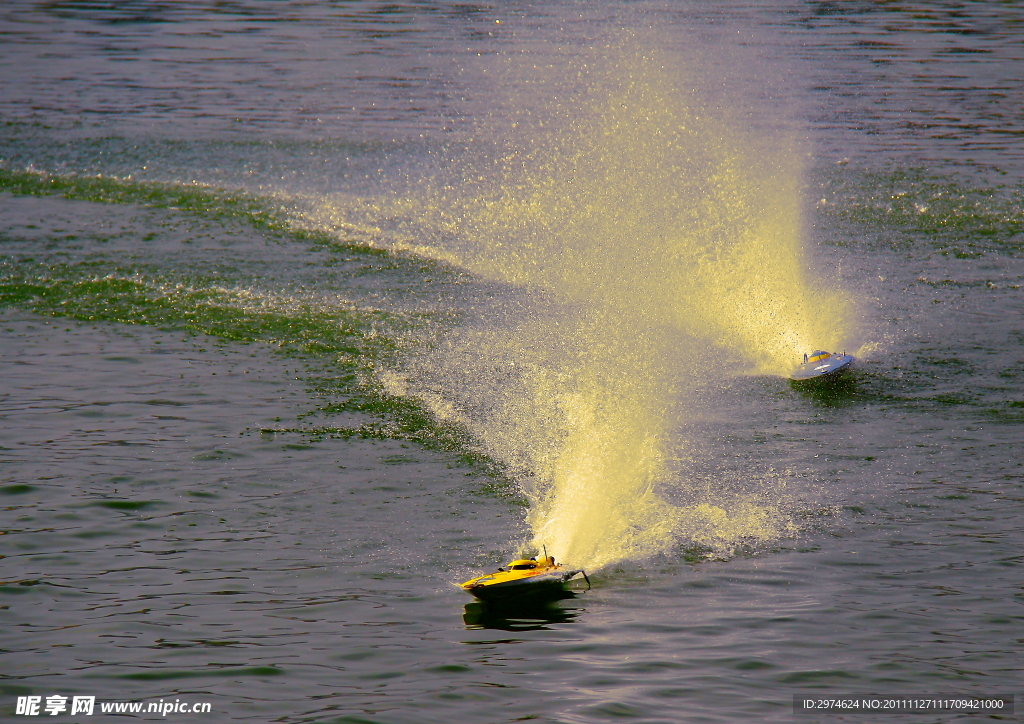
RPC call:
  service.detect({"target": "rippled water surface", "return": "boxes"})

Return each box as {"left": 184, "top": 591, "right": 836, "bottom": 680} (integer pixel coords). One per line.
{"left": 2, "top": 2, "right": 1023, "bottom": 722}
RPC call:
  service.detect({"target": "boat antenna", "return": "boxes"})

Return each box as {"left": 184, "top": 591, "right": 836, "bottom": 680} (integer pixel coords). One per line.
{"left": 543, "top": 544, "right": 548, "bottom": 561}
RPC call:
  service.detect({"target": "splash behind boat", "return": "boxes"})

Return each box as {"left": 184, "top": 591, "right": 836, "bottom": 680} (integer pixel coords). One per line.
{"left": 459, "top": 555, "right": 589, "bottom": 603}
{"left": 790, "top": 350, "right": 854, "bottom": 381}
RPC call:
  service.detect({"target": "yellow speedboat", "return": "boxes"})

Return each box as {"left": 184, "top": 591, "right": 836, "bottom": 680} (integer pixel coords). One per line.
{"left": 459, "top": 554, "right": 588, "bottom": 602}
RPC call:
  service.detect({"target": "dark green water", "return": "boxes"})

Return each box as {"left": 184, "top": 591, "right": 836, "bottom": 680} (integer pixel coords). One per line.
{"left": 1, "top": 2, "right": 1022, "bottom": 722}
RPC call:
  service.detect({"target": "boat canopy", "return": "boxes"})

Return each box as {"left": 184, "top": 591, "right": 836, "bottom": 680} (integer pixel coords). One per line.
{"left": 507, "top": 559, "right": 539, "bottom": 570}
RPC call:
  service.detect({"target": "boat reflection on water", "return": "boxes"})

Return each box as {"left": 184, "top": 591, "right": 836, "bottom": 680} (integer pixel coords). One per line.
{"left": 463, "top": 589, "right": 584, "bottom": 631}
{"left": 789, "top": 369, "right": 862, "bottom": 406}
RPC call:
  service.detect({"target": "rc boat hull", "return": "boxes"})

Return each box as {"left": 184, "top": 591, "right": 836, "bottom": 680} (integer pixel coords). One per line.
{"left": 459, "top": 556, "right": 588, "bottom": 603}
{"left": 463, "top": 570, "right": 583, "bottom": 602}
{"left": 790, "top": 351, "right": 854, "bottom": 381}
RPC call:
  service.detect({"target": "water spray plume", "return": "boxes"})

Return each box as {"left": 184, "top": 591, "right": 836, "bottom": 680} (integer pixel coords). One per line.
{"left": 526, "top": 363, "right": 675, "bottom": 569}
{"left": 324, "top": 36, "right": 853, "bottom": 568}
